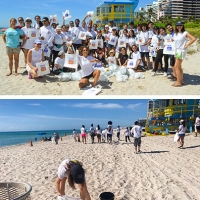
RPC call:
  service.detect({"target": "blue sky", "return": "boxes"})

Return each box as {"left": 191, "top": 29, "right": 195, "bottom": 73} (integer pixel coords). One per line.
{"left": 0, "top": 0, "right": 153, "bottom": 27}
{"left": 0, "top": 99, "right": 148, "bottom": 132}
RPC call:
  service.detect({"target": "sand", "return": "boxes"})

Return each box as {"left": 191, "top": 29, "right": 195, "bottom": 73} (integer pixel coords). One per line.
{"left": 0, "top": 39, "right": 200, "bottom": 95}
{"left": 1, "top": 132, "right": 200, "bottom": 200}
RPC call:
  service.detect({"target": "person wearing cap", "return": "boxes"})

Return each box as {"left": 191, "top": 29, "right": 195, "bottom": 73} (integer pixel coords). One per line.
{"left": 177, "top": 119, "right": 186, "bottom": 148}
{"left": 55, "top": 159, "right": 91, "bottom": 200}
{"left": 2, "top": 18, "right": 25, "bottom": 76}
{"left": 131, "top": 121, "right": 142, "bottom": 154}
{"left": 53, "top": 51, "right": 65, "bottom": 74}
{"left": 26, "top": 39, "right": 45, "bottom": 79}
{"left": 52, "top": 26, "right": 66, "bottom": 66}
{"left": 106, "top": 49, "right": 116, "bottom": 66}
{"left": 75, "top": 46, "right": 100, "bottom": 88}
{"left": 22, "top": 18, "right": 36, "bottom": 65}
{"left": 172, "top": 21, "right": 196, "bottom": 87}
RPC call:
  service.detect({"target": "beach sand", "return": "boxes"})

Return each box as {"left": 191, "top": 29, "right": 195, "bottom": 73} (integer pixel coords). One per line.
{"left": 1, "top": 133, "right": 200, "bottom": 200}
{"left": 0, "top": 39, "right": 200, "bottom": 95}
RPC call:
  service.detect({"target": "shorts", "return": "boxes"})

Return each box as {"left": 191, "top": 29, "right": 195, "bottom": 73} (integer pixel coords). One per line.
{"left": 140, "top": 52, "right": 149, "bottom": 58}
{"left": 196, "top": 125, "right": 200, "bottom": 132}
{"left": 97, "top": 134, "right": 101, "bottom": 139}
{"left": 107, "top": 134, "right": 112, "bottom": 140}
{"left": 178, "top": 134, "right": 185, "bottom": 137}
{"left": 6, "top": 46, "right": 21, "bottom": 55}
{"left": 134, "top": 137, "right": 141, "bottom": 147}
{"left": 81, "top": 133, "right": 86, "bottom": 138}
{"left": 175, "top": 49, "right": 186, "bottom": 60}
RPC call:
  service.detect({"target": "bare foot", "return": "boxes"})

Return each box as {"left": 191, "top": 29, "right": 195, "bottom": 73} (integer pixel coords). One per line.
{"left": 15, "top": 72, "right": 19, "bottom": 76}
{"left": 172, "top": 82, "right": 182, "bottom": 87}
{"left": 6, "top": 72, "right": 12, "bottom": 76}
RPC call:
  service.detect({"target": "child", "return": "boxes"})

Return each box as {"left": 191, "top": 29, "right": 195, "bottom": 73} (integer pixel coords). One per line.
{"left": 106, "top": 49, "right": 116, "bottom": 66}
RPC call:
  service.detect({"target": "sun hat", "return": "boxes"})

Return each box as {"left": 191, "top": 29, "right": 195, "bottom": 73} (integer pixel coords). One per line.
{"left": 56, "top": 26, "right": 61, "bottom": 30}
{"left": 71, "top": 164, "right": 85, "bottom": 184}
{"left": 112, "top": 27, "right": 117, "bottom": 30}
{"left": 176, "top": 21, "right": 184, "bottom": 26}
{"left": 58, "top": 51, "right": 65, "bottom": 56}
{"left": 34, "top": 39, "right": 42, "bottom": 44}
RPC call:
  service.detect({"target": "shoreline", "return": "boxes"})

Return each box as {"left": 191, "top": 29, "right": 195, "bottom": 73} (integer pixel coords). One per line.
{"left": 1, "top": 133, "right": 200, "bottom": 199}
{"left": 0, "top": 40, "right": 200, "bottom": 95}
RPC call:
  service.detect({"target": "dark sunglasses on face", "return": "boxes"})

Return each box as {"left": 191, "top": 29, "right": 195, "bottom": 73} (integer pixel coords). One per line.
{"left": 18, "top": 20, "right": 23, "bottom": 22}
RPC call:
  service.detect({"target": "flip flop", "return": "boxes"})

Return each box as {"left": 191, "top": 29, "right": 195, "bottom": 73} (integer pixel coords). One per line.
{"left": 172, "top": 84, "right": 182, "bottom": 87}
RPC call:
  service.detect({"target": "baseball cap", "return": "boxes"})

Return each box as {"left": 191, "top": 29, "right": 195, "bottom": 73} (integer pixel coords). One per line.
{"left": 71, "top": 164, "right": 85, "bottom": 184}
{"left": 25, "top": 17, "right": 32, "bottom": 22}
{"left": 176, "top": 21, "right": 184, "bottom": 26}
{"left": 58, "top": 51, "right": 65, "bottom": 56}
{"left": 56, "top": 26, "right": 61, "bottom": 30}
{"left": 154, "top": 26, "right": 159, "bottom": 30}
{"left": 105, "top": 25, "right": 109, "bottom": 28}
{"left": 34, "top": 39, "right": 42, "bottom": 44}
{"left": 112, "top": 27, "right": 117, "bottom": 30}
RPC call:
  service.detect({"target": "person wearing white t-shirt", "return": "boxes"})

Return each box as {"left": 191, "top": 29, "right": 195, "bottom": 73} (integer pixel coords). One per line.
{"left": 85, "top": 25, "right": 96, "bottom": 39}
{"left": 61, "top": 24, "right": 72, "bottom": 52}
{"left": 21, "top": 18, "right": 35, "bottom": 65}
{"left": 116, "top": 125, "right": 121, "bottom": 141}
{"left": 124, "top": 127, "right": 131, "bottom": 143}
{"left": 131, "top": 121, "right": 142, "bottom": 154}
{"left": 129, "top": 45, "right": 144, "bottom": 72}
{"left": 71, "top": 19, "right": 82, "bottom": 50}
{"left": 137, "top": 23, "right": 152, "bottom": 70}
{"left": 77, "top": 46, "right": 100, "bottom": 88}
{"left": 33, "top": 15, "right": 43, "bottom": 29}
{"left": 195, "top": 116, "right": 200, "bottom": 136}
{"left": 127, "top": 30, "right": 136, "bottom": 54}
{"left": 52, "top": 26, "right": 66, "bottom": 66}
{"left": 177, "top": 119, "right": 186, "bottom": 148}
{"left": 55, "top": 159, "right": 91, "bottom": 200}
{"left": 172, "top": 21, "right": 196, "bottom": 87}
{"left": 80, "top": 125, "right": 87, "bottom": 144}
{"left": 72, "top": 129, "right": 77, "bottom": 142}
{"left": 53, "top": 51, "right": 65, "bottom": 74}
{"left": 107, "top": 121, "right": 113, "bottom": 144}
{"left": 96, "top": 125, "right": 102, "bottom": 143}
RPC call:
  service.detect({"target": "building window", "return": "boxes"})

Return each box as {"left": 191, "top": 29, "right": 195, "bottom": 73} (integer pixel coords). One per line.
{"left": 109, "top": 6, "right": 112, "bottom": 13}
{"left": 173, "top": 99, "right": 186, "bottom": 105}
{"left": 114, "top": 6, "right": 124, "bottom": 12}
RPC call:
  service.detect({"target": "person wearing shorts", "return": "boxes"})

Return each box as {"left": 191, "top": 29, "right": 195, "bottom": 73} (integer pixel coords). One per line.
{"left": 195, "top": 117, "right": 200, "bottom": 137}
{"left": 2, "top": 18, "right": 25, "bottom": 76}
{"left": 131, "top": 121, "right": 142, "bottom": 154}
{"left": 107, "top": 121, "right": 113, "bottom": 144}
{"left": 172, "top": 21, "right": 196, "bottom": 87}
{"left": 80, "top": 125, "right": 87, "bottom": 144}
{"left": 177, "top": 119, "right": 186, "bottom": 148}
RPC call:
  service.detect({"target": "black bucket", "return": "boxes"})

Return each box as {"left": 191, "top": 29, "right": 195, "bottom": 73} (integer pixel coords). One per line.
{"left": 99, "top": 192, "right": 114, "bottom": 200}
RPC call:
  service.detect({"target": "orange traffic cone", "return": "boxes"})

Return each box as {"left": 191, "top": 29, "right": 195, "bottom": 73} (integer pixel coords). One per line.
{"left": 30, "top": 140, "right": 33, "bottom": 147}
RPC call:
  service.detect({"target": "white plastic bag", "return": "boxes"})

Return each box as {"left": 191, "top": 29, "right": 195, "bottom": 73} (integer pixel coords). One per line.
{"left": 64, "top": 46, "right": 78, "bottom": 71}
{"left": 174, "top": 132, "right": 179, "bottom": 143}
{"left": 78, "top": 31, "right": 86, "bottom": 40}
{"left": 57, "top": 195, "right": 81, "bottom": 200}
{"left": 96, "top": 39, "right": 103, "bottom": 48}
{"left": 134, "top": 72, "right": 145, "bottom": 79}
{"left": 58, "top": 72, "right": 72, "bottom": 82}
{"left": 71, "top": 71, "right": 82, "bottom": 81}
{"left": 127, "top": 59, "right": 136, "bottom": 69}
{"left": 116, "top": 75, "right": 128, "bottom": 82}
{"left": 87, "top": 11, "right": 94, "bottom": 17}
{"left": 109, "top": 64, "right": 118, "bottom": 72}
{"left": 89, "top": 40, "right": 98, "bottom": 49}
{"left": 128, "top": 69, "right": 136, "bottom": 78}
{"left": 119, "top": 66, "right": 127, "bottom": 75}
{"left": 99, "top": 73, "right": 109, "bottom": 82}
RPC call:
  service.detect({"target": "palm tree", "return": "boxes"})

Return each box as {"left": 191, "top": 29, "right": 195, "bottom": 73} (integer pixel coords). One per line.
{"left": 145, "top": 8, "right": 157, "bottom": 22}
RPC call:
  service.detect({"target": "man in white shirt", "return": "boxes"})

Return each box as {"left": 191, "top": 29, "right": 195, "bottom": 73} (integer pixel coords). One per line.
{"left": 195, "top": 116, "right": 200, "bottom": 137}
{"left": 71, "top": 19, "right": 82, "bottom": 50}
{"left": 131, "top": 121, "right": 142, "bottom": 154}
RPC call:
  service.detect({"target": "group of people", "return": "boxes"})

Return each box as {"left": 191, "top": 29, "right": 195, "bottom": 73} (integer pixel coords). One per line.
{"left": 2, "top": 14, "right": 196, "bottom": 88}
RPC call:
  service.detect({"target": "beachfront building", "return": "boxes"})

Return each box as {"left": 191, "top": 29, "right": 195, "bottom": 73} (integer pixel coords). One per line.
{"left": 145, "top": 99, "right": 200, "bottom": 134}
{"left": 144, "top": 0, "right": 200, "bottom": 20}
{"left": 93, "top": 0, "right": 139, "bottom": 27}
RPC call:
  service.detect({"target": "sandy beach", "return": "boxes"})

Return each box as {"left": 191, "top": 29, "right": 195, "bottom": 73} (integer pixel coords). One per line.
{"left": 1, "top": 132, "right": 200, "bottom": 200}
{"left": 0, "top": 39, "right": 200, "bottom": 95}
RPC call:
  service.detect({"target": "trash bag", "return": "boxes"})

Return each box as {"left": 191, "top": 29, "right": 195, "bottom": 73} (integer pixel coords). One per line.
{"left": 127, "top": 69, "right": 136, "bottom": 78}
{"left": 134, "top": 72, "right": 145, "bottom": 79}
{"left": 99, "top": 73, "right": 109, "bottom": 82}
{"left": 57, "top": 195, "right": 81, "bottom": 200}
{"left": 109, "top": 64, "right": 118, "bottom": 72}
{"left": 58, "top": 72, "right": 72, "bottom": 82}
{"left": 119, "top": 66, "right": 128, "bottom": 75}
{"left": 116, "top": 75, "right": 128, "bottom": 82}
{"left": 71, "top": 71, "right": 82, "bottom": 81}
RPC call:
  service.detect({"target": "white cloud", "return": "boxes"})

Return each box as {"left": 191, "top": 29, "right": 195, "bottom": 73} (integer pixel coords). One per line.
{"left": 73, "top": 103, "right": 123, "bottom": 109}
{"left": 127, "top": 103, "right": 143, "bottom": 110}
{"left": 27, "top": 103, "right": 41, "bottom": 106}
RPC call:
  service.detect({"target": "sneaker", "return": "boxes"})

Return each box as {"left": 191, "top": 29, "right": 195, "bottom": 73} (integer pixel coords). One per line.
{"left": 151, "top": 72, "right": 156, "bottom": 76}
{"left": 138, "top": 150, "right": 142, "bottom": 153}
{"left": 164, "top": 72, "right": 167, "bottom": 77}
{"left": 28, "top": 73, "right": 32, "bottom": 79}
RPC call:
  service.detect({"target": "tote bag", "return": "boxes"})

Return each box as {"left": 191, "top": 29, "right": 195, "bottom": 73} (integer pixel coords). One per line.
{"left": 163, "top": 42, "right": 176, "bottom": 55}
{"left": 127, "top": 59, "right": 136, "bottom": 68}
{"left": 118, "top": 37, "right": 126, "bottom": 48}
{"left": 27, "top": 28, "right": 40, "bottom": 40}
{"left": 64, "top": 46, "right": 78, "bottom": 71}
{"left": 108, "top": 36, "right": 117, "bottom": 46}
{"left": 89, "top": 40, "right": 98, "bottom": 49}
{"left": 78, "top": 31, "right": 86, "bottom": 40}
{"left": 36, "top": 60, "right": 50, "bottom": 76}
{"left": 96, "top": 39, "right": 103, "bottom": 48}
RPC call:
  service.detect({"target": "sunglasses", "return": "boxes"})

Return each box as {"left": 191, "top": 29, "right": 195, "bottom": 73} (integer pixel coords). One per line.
{"left": 36, "top": 43, "right": 42, "bottom": 46}
{"left": 18, "top": 20, "right": 24, "bottom": 22}
{"left": 42, "top": 20, "right": 47, "bottom": 22}
{"left": 26, "top": 21, "right": 32, "bottom": 23}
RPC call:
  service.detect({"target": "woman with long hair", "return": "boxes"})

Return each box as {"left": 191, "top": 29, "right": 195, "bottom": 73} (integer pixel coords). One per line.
{"left": 172, "top": 21, "right": 196, "bottom": 87}
{"left": 2, "top": 18, "right": 25, "bottom": 76}
{"left": 55, "top": 159, "right": 91, "bottom": 200}
{"left": 177, "top": 119, "right": 186, "bottom": 148}
{"left": 96, "top": 125, "right": 102, "bottom": 143}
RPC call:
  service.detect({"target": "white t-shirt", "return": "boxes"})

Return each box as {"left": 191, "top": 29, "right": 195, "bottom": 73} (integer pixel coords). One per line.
{"left": 86, "top": 31, "right": 96, "bottom": 39}
{"left": 53, "top": 33, "right": 66, "bottom": 51}
{"left": 107, "top": 125, "right": 113, "bottom": 135}
{"left": 128, "top": 37, "right": 136, "bottom": 47}
{"left": 107, "top": 56, "right": 116, "bottom": 65}
{"left": 53, "top": 57, "right": 65, "bottom": 71}
{"left": 73, "top": 130, "right": 77, "bottom": 137}
{"left": 80, "top": 127, "right": 86, "bottom": 134}
{"left": 107, "top": 33, "right": 118, "bottom": 46}
{"left": 21, "top": 27, "right": 35, "bottom": 49}
{"left": 117, "top": 127, "right": 120, "bottom": 132}
{"left": 30, "top": 48, "right": 43, "bottom": 66}
{"left": 40, "top": 25, "right": 55, "bottom": 47}
{"left": 124, "top": 129, "right": 130, "bottom": 136}
{"left": 96, "top": 127, "right": 102, "bottom": 135}
{"left": 57, "top": 159, "right": 71, "bottom": 179}
{"left": 179, "top": 124, "right": 186, "bottom": 134}
{"left": 151, "top": 34, "right": 159, "bottom": 48}
{"left": 195, "top": 117, "right": 200, "bottom": 126}
{"left": 138, "top": 31, "right": 151, "bottom": 52}
{"left": 173, "top": 31, "right": 188, "bottom": 50}
{"left": 77, "top": 55, "right": 95, "bottom": 77}
{"left": 62, "top": 31, "right": 72, "bottom": 41}
{"left": 71, "top": 26, "right": 82, "bottom": 44}
{"left": 130, "top": 51, "right": 143, "bottom": 66}
{"left": 131, "top": 125, "right": 142, "bottom": 138}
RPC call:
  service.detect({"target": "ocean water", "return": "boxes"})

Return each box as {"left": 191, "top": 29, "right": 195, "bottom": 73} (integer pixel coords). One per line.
{"left": 0, "top": 130, "right": 75, "bottom": 148}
